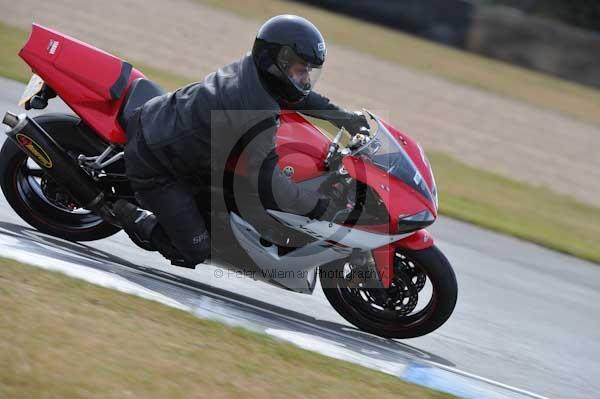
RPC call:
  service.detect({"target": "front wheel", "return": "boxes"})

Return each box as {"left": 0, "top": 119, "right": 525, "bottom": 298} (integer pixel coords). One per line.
{"left": 320, "top": 245, "right": 457, "bottom": 339}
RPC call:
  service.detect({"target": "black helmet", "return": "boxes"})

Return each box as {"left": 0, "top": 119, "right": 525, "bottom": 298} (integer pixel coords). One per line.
{"left": 252, "top": 15, "right": 326, "bottom": 105}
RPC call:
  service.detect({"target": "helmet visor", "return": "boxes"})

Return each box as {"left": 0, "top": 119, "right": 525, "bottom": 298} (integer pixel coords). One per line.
{"left": 277, "top": 46, "right": 322, "bottom": 94}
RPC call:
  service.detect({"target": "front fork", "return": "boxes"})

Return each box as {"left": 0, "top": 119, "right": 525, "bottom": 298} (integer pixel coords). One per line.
{"left": 372, "top": 229, "right": 434, "bottom": 288}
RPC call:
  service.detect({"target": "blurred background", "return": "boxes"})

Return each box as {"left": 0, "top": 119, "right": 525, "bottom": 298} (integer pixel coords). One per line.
{"left": 294, "top": 0, "right": 600, "bottom": 88}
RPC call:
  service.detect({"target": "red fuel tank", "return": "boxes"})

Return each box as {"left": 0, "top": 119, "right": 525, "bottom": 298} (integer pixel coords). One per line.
{"left": 276, "top": 112, "right": 329, "bottom": 182}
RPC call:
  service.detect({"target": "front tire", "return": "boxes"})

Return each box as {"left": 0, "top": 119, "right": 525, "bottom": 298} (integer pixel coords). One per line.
{"left": 320, "top": 245, "right": 457, "bottom": 339}
{"left": 0, "top": 114, "right": 121, "bottom": 242}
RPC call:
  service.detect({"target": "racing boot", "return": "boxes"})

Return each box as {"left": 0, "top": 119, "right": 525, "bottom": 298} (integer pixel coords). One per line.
{"left": 113, "top": 199, "right": 158, "bottom": 251}
{"left": 113, "top": 199, "right": 197, "bottom": 268}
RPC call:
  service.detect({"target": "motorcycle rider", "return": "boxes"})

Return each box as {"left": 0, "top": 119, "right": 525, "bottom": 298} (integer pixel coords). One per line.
{"left": 114, "top": 14, "right": 369, "bottom": 268}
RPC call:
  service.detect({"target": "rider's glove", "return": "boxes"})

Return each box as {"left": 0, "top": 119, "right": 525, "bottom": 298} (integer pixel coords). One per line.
{"left": 339, "top": 111, "right": 369, "bottom": 136}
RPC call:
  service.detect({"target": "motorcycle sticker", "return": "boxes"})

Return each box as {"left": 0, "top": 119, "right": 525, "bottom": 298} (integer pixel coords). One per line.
{"left": 47, "top": 39, "right": 60, "bottom": 55}
{"left": 15, "top": 134, "right": 53, "bottom": 169}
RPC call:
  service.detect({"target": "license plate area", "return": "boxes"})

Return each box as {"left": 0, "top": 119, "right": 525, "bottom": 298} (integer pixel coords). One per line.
{"left": 18, "top": 74, "right": 45, "bottom": 107}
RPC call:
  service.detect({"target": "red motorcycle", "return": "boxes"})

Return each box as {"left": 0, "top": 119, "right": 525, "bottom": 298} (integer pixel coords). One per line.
{"left": 1, "top": 24, "right": 456, "bottom": 338}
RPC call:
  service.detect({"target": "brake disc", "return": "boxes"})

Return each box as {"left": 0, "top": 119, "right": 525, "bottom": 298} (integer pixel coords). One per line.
{"left": 386, "top": 269, "right": 419, "bottom": 316}
{"left": 396, "top": 253, "right": 426, "bottom": 292}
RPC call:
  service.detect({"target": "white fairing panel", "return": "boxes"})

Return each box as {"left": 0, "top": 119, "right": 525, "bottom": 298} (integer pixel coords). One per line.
{"left": 230, "top": 211, "right": 415, "bottom": 294}
{"left": 267, "top": 210, "right": 413, "bottom": 249}
{"left": 229, "top": 213, "right": 352, "bottom": 293}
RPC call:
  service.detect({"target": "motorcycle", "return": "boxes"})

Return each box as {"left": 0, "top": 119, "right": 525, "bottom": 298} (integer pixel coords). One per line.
{"left": 0, "top": 24, "right": 457, "bottom": 338}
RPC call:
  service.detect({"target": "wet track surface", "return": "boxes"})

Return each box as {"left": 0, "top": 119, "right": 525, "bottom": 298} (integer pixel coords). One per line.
{"left": 1, "top": 77, "right": 599, "bottom": 398}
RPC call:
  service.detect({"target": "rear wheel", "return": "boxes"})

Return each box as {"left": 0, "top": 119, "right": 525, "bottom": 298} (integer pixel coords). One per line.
{"left": 320, "top": 245, "right": 457, "bottom": 339}
{"left": 0, "top": 114, "right": 121, "bottom": 241}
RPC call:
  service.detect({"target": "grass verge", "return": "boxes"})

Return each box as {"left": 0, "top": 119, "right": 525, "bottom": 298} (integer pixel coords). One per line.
{"left": 0, "top": 258, "right": 454, "bottom": 399}
{"left": 198, "top": 0, "right": 600, "bottom": 127}
{"left": 0, "top": 21, "right": 33, "bottom": 83}
{"left": 1, "top": 21, "right": 598, "bottom": 264}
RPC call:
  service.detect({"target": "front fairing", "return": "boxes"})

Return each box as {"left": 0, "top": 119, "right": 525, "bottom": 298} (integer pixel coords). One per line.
{"left": 342, "top": 112, "right": 438, "bottom": 234}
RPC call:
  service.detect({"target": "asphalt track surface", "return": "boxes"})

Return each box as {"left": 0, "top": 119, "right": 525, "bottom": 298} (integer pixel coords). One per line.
{"left": 1, "top": 77, "right": 599, "bottom": 398}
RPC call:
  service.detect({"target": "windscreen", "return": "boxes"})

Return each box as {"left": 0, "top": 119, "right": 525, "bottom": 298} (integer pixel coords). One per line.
{"left": 350, "top": 116, "right": 434, "bottom": 204}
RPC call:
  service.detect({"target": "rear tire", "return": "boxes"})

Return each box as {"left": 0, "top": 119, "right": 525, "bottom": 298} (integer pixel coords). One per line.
{"left": 0, "top": 114, "right": 121, "bottom": 242}
{"left": 320, "top": 245, "right": 457, "bottom": 339}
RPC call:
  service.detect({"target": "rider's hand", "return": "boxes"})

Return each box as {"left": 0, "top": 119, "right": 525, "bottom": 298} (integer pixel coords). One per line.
{"left": 341, "top": 111, "right": 369, "bottom": 136}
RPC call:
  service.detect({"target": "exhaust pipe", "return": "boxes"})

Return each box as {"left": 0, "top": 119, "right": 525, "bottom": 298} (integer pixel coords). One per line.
{"left": 3, "top": 112, "right": 118, "bottom": 224}
{"left": 2, "top": 112, "right": 19, "bottom": 128}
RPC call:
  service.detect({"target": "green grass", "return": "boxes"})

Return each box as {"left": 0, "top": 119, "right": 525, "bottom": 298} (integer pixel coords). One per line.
{"left": 1, "top": 21, "right": 598, "bottom": 264}
{"left": 0, "top": 22, "right": 32, "bottom": 83}
{"left": 197, "top": 0, "right": 600, "bottom": 127}
{"left": 0, "top": 258, "right": 455, "bottom": 399}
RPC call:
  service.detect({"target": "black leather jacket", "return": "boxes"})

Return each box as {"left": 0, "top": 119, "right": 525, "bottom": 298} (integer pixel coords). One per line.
{"left": 137, "top": 54, "right": 350, "bottom": 216}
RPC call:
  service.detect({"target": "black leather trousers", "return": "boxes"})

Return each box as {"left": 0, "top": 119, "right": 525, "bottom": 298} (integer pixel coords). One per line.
{"left": 123, "top": 111, "right": 211, "bottom": 266}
